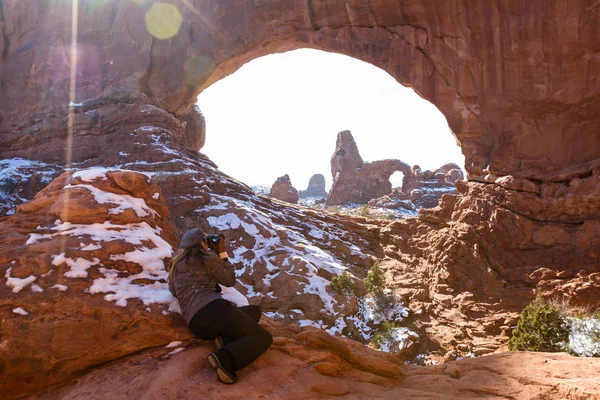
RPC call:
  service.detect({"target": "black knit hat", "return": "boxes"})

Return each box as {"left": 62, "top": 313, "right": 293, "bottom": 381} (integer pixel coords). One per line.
{"left": 180, "top": 228, "right": 205, "bottom": 249}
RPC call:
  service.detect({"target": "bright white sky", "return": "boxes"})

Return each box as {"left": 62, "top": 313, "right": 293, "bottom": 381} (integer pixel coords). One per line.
{"left": 198, "top": 49, "right": 464, "bottom": 191}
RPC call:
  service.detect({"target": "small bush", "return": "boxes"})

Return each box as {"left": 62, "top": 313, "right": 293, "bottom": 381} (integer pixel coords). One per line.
{"left": 371, "top": 322, "right": 396, "bottom": 350}
{"left": 508, "top": 295, "right": 569, "bottom": 352}
{"left": 365, "top": 264, "right": 385, "bottom": 294}
{"left": 359, "top": 204, "right": 370, "bottom": 217}
{"left": 330, "top": 271, "right": 356, "bottom": 296}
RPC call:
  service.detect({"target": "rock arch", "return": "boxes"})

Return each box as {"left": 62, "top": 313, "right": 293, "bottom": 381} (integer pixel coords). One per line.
{"left": 1, "top": 0, "right": 598, "bottom": 183}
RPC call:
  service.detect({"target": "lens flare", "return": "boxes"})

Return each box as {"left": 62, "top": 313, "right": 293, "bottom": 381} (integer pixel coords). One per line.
{"left": 145, "top": 2, "right": 183, "bottom": 40}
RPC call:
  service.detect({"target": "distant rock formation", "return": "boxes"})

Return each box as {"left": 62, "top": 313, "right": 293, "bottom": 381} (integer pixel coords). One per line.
{"left": 395, "top": 163, "right": 465, "bottom": 209}
{"left": 299, "top": 174, "right": 327, "bottom": 198}
{"left": 268, "top": 174, "right": 299, "bottom": 204}
{"left": 326, "top": 130, "right": 411, "bottom": 205}
{"left": 326, "top": 131, "right": 466, "bottom": 209}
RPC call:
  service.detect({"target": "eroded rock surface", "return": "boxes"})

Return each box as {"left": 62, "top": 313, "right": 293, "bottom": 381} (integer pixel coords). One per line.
{"left": 25, "top": 324, "right": 600, "bottom": 400}
{"left": 327, "top": 131, "right": 412, "bottom": 205}
{"left": 368, "top": 163, "right": 465, "bottom": 212}
{"left": 268, "top": 174, "right": 299, "bottom": 204}
{"left": 2, "top": 1, "right": 598, "bottom": 179}
{"left": 0, "top": 169, "right": 191, "bottom": 399}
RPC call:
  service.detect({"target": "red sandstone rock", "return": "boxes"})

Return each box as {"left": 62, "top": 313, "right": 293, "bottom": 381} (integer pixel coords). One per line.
{"left": 24, "top": 334, "right": 600, "bottom": 400}
{"left": 0, "top": 169, "right": 191, "bottom": 400}
{"left": 327, "top": 131, "right": 412, "bottom": 205}
{"left": 181, "top": 105, "right": 206, "bottom": 152}
{"left": 331, "top": 130, "right": 364, "bottom": 177}
{"left": 268, "top": 174, "right": 299, "bottom": 204}
{"left": 0, "top": 2, "right": 599, "bottom": 399}
{"left": 2, "top": 1, "right": 597, "bottom": 180}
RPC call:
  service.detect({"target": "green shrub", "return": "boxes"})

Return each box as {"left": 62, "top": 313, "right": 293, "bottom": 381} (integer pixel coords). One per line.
{"left": 371, "top": 322, "right": 396, "bottom": 350}
{"left": 365, "top": 264, "right": 385, "bottom": 294}
{"left": 359, "top": 204, "right": 370, "bottom": 217}
{"left": 508, "top": 295, "right": 569, "bottom": 352}
{"left": 330, "top": 271, "right": 356, "bottom": 296}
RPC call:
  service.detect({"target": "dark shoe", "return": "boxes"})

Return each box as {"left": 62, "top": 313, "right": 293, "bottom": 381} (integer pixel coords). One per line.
{"left": 215, "top": 336, "right": 224, "bottom": 350}
{"left": 207, "top": 352, "right": 238, "bottom": 384}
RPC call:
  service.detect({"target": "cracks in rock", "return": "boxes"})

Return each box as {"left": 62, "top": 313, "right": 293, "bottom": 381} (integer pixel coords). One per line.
{"left": 140, "top": 37, "right": 156, "bottom": 99}
{"left": 0, "top": 0, "right": 9, "bottom": 106}
{"left": 0, "top": 0, "right": 9, "bottom": 61}
{"left": 305, "top": 0, "right": 318, "bottom": 30}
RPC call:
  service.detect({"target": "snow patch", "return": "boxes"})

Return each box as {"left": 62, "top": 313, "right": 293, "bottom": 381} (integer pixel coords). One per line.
{"left": 80, "top": 243, "right": 102, "bottom": 251}
{"left": 375, "top": 327, "right": 419, "bottom": 354}
{"left": 5, "top": 268, "right": 37, "bottom": 293}
{"left": 567, "top": 317, "right": 600, "bottom": 357}
{"left": 12, "top": 307, "right": 29, "bottom": 316}
{"left": 31, "top": 284, "right": 44, "bottom": 293}
{"left": 52, "top": 253, "right": 101, "bottom": 278}
{"left": 64, "top": 183, "right": 157, "bottom": 218}
{"left": 220, "top": 286, "right": 250, "bottom": 307}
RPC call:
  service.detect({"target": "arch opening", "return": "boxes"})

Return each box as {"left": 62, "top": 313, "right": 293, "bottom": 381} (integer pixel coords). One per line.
{"left": 389, "top": 171, "right": 405, "bottom": 190}
{"left": 196, "top": 49, "right": 464, "bottom": 204}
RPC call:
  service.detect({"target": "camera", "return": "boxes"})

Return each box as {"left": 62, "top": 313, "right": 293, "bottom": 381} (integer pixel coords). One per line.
{"left": 207, "top": 234, "right": 221, "bottom": 244}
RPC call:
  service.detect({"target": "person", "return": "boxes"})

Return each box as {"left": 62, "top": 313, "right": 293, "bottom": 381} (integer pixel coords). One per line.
{"left": 168, "top": 228, "right": 272, "bottom": 384}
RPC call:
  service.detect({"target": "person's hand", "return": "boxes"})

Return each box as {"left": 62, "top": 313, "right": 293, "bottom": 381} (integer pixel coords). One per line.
{"left": 207, "top": 233, "right": 228, "bottom": 258}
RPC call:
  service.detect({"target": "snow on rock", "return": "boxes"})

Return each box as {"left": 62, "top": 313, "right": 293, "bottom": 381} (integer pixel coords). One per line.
{"left": 204, "top": 195, "right": 357, "bottom": 319}
{"left": 165, "top": 347, "right": 185, "bottom": 357}
{"left": 72, "top": 168, "right": 112, "bottom": 182}
{"left": 50, "top": 284, "right": 69, "bottom": 291}
{"left": 31, "top": 284, "right": 44, "bottom": 293}
{"left": 220, "top": 285, "right": 250, "bottom": 306}
{"left": 17, "top": 168, "right": 179, "bottom": 311}
{"left": 567, "top": 317, "right": 600, "bottom": 357}
{"left": 72, "top": 167, "right": 150, "bottom": 183}
{"left": 12, "top": 307, "right": 29, "bottom": 316}
{"left": 64, "top": 183, "right": 157, "bottom": 218}
{"left": 52, "top": 253, "right": 101, "bottom": 278}
{"left": 0, "top": 158, "right": 59, "bottom": 215}
{"left": 375, "top": 327, "right": 420, "bottom": 354}
{"left": 361, "top": 290, "right": 410, "bottom": 325}
{"left": 80, "top": 243, "right": 102, "bottom": 251}
{"left": 5, "top": 267, "right": 37, "bottom": 293}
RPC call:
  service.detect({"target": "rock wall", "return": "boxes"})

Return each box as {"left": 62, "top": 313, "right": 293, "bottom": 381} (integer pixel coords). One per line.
{"left": 2, "top": 0, "right": 598, "bottom": 180}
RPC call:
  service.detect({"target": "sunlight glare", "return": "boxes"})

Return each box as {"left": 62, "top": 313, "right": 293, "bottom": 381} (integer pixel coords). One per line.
{"left": 145, "top": 2, "right": 182, "bottom": 40}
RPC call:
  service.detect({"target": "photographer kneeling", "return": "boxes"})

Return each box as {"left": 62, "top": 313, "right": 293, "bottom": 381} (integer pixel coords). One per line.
{"left": 168, "top": 228, "right": 272, "bottom": 384}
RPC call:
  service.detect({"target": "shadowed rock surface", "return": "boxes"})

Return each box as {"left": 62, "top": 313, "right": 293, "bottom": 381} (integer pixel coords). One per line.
{"left": 299, "top": 174, "right": 327, "bottom": 198}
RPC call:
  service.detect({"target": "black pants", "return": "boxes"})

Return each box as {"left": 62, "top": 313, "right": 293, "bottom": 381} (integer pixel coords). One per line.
{"left": 188, "top": 300, "right": 272, "bottom": 371}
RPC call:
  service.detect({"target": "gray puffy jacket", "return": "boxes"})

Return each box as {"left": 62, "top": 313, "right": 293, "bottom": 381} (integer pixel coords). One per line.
{"left": 169, "top": 250, "right": 236, "bottom": 325}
